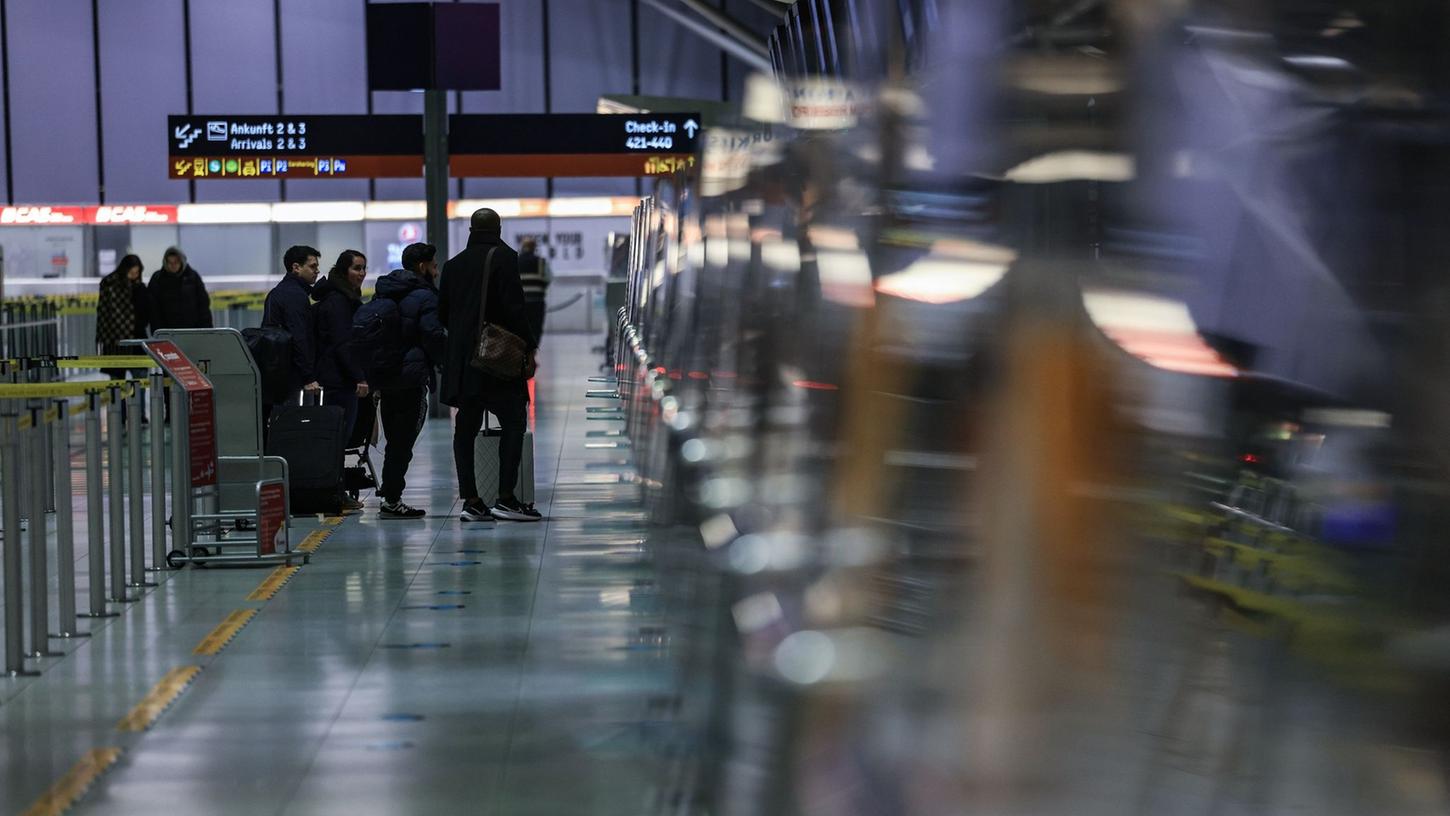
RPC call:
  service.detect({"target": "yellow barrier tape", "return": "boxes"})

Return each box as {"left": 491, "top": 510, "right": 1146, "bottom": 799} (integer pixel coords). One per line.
{"left": 0, "top": 380, "right": 141, "bottom": 399}
{"left": 246, "top": 566, "right": 301, "bottom": 602}
{"left": 20, "top": 747, "right": 124, "bottom": 816}
{"left": 193, "top": 609, "right": 258, "bottom": 656}
{"left": 115, "top": 666, "right": 202, "bottom": 732}
{"left": 58, "top": 356, "right": 157, "bottom": 369}
{"left": 297, "top": 530, "right": 332, "bottom": 554}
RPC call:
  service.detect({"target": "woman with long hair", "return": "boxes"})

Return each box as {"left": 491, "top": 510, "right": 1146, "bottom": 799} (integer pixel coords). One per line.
{"left": 313, "top": 249, "right": 369, "bottom": 510}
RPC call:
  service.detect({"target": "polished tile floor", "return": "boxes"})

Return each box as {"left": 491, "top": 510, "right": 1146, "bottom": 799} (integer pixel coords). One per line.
{"left": 0, "top": 341, "right": 677, "bottom": 815}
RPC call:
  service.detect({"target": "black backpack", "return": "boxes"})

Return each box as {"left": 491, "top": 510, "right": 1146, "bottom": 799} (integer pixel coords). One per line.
{"left": 351, "top": 296, "right": 404, "bottom": 383}
{"left": 242, "top": 326, "right": 292, "bottom": 406}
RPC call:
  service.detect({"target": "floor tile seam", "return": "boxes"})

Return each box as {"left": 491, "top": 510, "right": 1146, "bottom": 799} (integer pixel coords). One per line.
{"left": 491, "top": 380, "right": 586, "bottom": 806}
{"left": 270, "top": 499, "right": 463, "bottom": 816}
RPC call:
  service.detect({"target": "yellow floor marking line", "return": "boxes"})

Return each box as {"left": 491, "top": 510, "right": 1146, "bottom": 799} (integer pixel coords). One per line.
{"left": 193, "top": 609, "right": 258, "bottom": 656}
{"left": 297, "top": 529, "right": 332, "bottom": 554}
{"left": 21, "top": 747, "right": 124, "bottom": 816}
{"left": 246, "top": 565, "right": 301, "bottom": 601}
{"left": 115, "top": 666, "right": 202, "bottom": 732}
{"left": 322, "top": 515, "right": 345, "bottom": 526}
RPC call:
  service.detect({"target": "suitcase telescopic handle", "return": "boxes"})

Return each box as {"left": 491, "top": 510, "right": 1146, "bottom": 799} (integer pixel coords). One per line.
{"left": 302, "top": 388, "right": 323, "bottom": 407}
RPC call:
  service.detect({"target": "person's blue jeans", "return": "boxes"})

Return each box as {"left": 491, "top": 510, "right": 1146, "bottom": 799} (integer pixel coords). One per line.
{"left": 323, "top": 388, "right": 359, "bottom": 443}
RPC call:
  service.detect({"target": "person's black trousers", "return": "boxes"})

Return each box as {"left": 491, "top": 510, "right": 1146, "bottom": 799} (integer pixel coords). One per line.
{"left": 453, "top": 396, "right": 527, "bottom": 501}
{"left": 524, "top": 300, "right": 546, "bottom": 343}
{"left": 379, "top": 387, "right": 428, "bottom": 502}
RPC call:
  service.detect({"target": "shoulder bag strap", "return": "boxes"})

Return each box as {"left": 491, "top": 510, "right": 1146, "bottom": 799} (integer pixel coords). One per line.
{"left": 476, "top": 247, "right": 497, "bottom": 331}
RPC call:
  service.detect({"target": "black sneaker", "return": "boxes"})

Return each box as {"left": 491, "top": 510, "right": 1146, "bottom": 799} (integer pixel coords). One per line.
{"left": 493, "top": 496, "right": 542, "bottom": 522}
{"left": 380, "top": 499, "right": 425, "bottom": 519}
{"left": 460, "top": 499, "right": 495, "bottom": 523}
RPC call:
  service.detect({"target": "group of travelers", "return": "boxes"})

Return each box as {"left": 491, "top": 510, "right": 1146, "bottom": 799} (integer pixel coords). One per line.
{"left": 259, "top": 207, "right": 543, "bottom": 524}
{"left": 96, "top": 208, "right": 546, "bottom": 526}
{"left": 95, "top": 247, "right": 212, "bottom": 359}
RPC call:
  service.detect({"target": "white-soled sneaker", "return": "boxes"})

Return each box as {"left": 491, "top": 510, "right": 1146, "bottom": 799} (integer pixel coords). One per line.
{"left": 460, "top": 499, "right": 496, "bottom": 523}
{"left": 493, "top": 496, "right": 542, "bottom": 522}
{"left": 380, "top": 499, "right": 426, "bottom": 519}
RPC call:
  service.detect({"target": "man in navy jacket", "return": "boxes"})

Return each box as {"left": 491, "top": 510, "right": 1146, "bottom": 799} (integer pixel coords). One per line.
{"left": 261, "top": 245, "right": 322, "bottom": 416}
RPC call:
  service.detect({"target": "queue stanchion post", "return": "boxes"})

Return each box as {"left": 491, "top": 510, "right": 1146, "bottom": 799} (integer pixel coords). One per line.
{"left": 50, "top": 398, "right": 84, "bottom": 638}
{"left": 170, "top": 381, "right": 191, "bottom": 556}
{"left": 78, "top": 391, "right": 116, "bottom": 619}
{"left": 2, "top": 411, "right": 36, "bottom": 676}
{"left": 40, "top": 362, "right": 56, "bottom": 513}
{"left": 125, "top": 381, "right": 154, "bottom": 589}
{"left": 106, "top": 386, "right": 133, "bottom": 604}
{"left": 148, "top": 371, "right": 167, "bottom": 571}
{"left": 26, "top": 406, "right": 59, "bottom": 658}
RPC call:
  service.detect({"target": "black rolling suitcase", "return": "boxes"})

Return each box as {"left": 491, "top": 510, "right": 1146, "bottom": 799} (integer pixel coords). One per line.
{"left": 266, "top": 393, "right": 347, "bottom": 515}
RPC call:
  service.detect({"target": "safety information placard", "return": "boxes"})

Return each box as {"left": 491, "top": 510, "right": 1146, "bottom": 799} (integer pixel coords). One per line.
{"left": 258, "top": 482, "right": 286, "bottom": 556}
{"left": 141, "top": 340, "right": 218, "bottom": 488}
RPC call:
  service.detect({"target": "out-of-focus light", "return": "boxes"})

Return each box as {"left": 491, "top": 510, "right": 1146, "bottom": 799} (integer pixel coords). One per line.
{"left": 792, "top": 380, "right": 838, "bottom": 391}
{"left": 1304, "top": 408, "right": 1393, "bottom": 429}
{"left": 742, "top": 72, "right": 786, "bottom": 124}
{"left": 453, "top": 198, "right": 526, "bottom": 218}
{"left": 774, "top": 631, "right": 835, "bottom": 685}
{"left": 699, "top": 513, "right": 738, "bottom": 549}
{"left": 729, "top": 534, "right": 772, "bottom": 574}
{"left": 364, "top": 201, "right": 427, "bottom": 220}
{"left": 875, "top": 259, "right": 1008, "bottom": 304}
{"left": 809, "top": 226, "right": 876, "bottom": 308}
{"left": 1284, "top": 55, "right": 1356, "bottom": 71}
{"left": 1003, "top": 151, "right": 1135, "bottom": 183}
{"left": 1240, "top": 453, "right": 1261, "bottom": 464}
{"left": 1085, "top": 289, "right": 1238, "bottom": 377}
{"left": 732, "top": 592, "right": 783, "bottom": 633}
{"left": 176, "top": 203, "right": 273, "bottom": 224}
{"left": 760, "top": 236, "right": 801, "bottom": 273}
{"left": 681, "top": 438, "right": 709, "bottom": 463}
{"left": 271, "top": 202, "right": 366, "bottom": 223}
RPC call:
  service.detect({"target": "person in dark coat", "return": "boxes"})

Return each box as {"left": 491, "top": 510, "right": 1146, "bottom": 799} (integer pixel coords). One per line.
{"left": 147, "top": 247, "right": 212, "bottom": 330}
{"left": 437, "top": 208, "right": 540, "bottom": 524}
{"left": 260, "top": 246, "right": 322, "bottom": 417}
{"left": 370, "top": 242, "right": 447, "bottom": 519}
{"left": 313, "top": 250, "right": 369, "bottom": 451}
{"left": 97, "top": 254, "right": 153, "bottom": 421}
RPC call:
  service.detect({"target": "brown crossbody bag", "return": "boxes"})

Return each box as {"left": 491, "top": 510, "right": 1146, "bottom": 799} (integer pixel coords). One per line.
{"left": 468, "top": 247, "right": 535, "bottom": 380}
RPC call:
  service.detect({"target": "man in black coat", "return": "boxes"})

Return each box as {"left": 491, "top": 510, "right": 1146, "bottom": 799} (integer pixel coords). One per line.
{"left": 147, "top": 247, "right": 213, "bottom": 330}
{"left": 438, "top": 208, "right": 540, "bottom": 524}
{"left": 370, "top": 242, "right": 447, "bottom": 519}
{"left": 261, "top": 245, "right": 322, "bottom": 410}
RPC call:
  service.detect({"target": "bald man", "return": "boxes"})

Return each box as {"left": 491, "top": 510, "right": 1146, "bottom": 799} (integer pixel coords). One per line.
{"left": 437, "top": 208, "right": 540, "bottom": 523}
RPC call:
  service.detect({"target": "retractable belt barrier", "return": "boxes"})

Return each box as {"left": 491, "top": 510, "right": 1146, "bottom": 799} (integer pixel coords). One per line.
{"left": 0, "top": 337, "right": 303, "bottom": 678}
{"left": 0, "top": 373, "right": 170, "bottom": 677}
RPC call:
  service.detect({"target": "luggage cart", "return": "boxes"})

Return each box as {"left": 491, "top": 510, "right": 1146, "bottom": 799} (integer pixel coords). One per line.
{"left": 167, "top": 477, "right": 309, "bottom": 568}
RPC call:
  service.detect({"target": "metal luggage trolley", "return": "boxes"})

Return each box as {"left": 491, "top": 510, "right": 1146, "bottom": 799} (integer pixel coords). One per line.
{"left": 136, "top": 332, "right": 308, "bottom": 569}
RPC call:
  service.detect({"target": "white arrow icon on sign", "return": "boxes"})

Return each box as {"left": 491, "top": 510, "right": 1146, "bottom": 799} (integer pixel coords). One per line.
{"left": 683, "top": 119, "right": 699, "bottom": 138}
{"left": 174, "top": 124, "right": 191, "bottom": 140}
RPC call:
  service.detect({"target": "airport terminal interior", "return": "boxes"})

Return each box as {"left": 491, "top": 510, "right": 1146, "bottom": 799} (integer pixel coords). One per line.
{"left": 6, "top": 0, "right": 1450, "bottom": 814}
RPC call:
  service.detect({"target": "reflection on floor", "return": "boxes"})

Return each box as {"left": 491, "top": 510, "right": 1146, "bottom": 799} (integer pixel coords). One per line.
{"left": 0, "top": 340, "right": 678, "bottom": 816}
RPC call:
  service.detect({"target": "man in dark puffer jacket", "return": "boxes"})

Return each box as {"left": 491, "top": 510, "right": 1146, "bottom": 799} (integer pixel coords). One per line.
{"left": 371, "top": 242, "right": 447, "bottom": 519}
{"left": 148, "top": 247, "right": 212, "bottom": 330}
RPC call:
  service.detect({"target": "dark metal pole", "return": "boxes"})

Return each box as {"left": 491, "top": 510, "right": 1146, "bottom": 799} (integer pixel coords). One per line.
{"left": 1, "top": 411, "right": 36, "bottom": 676}
{"left": 423, "top": 88, "right": 450, "bottom": 266}
{"left": 27, "top": 407, "right": 59, "bottom": 658}
{"left": 51, "top": 399, "right": 85, "bottom": 638}
{"left": 78, "top": 391, "right": 115, "bottom": 619}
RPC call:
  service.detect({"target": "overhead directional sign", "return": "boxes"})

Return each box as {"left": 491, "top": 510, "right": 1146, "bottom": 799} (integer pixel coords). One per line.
{"left": 168, "top": 113, "right": 701, "bottom": 179}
